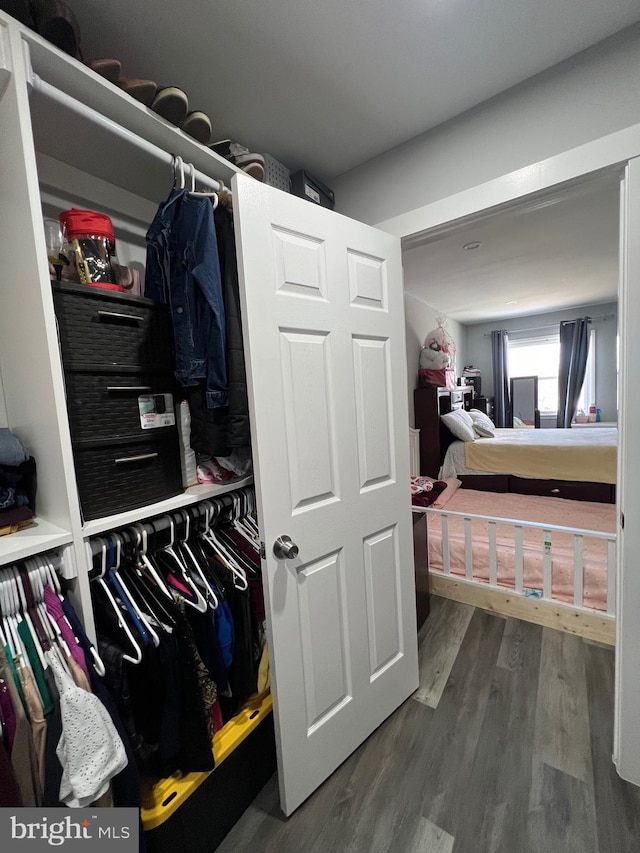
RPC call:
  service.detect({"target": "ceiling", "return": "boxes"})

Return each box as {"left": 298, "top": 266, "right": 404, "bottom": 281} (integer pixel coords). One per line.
{"left": 72, "top": 1, "right": 640, "bottom": 183}
{"left": 402, "top": 175, "right": 620, "bottom": 325}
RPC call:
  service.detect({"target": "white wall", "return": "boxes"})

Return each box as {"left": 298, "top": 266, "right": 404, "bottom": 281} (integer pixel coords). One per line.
{"left": 464, "top": 301, "right": 618, "bottom": 421}
{"left": 405, "top": 292, "right": 466, "bottom": 426}
{"left": 333, "top": 24, "right": 640, "bottom": 226}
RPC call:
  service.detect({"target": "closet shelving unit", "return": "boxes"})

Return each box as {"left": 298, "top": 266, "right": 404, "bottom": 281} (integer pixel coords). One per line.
{"left": 0, "top": 13, "right": 254, "bottom": 621}
{"left": 0, "top": 17, "right": 275, "bottom": 843}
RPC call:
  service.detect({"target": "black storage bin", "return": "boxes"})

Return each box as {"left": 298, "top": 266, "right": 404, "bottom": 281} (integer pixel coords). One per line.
{"left": 53, "top": 283, "right": 174, "bottom": 372}
{"left": 63, "top": 370, "right": 178, "bottom": 443}
{"left": 145, "top": 712, "right": 276, "bottom": 853}
{"left": 53, "top": 282, "right": 184, "bottom": 521}
{"left": 72, "top": 434, "right": 183, "bottom": 521}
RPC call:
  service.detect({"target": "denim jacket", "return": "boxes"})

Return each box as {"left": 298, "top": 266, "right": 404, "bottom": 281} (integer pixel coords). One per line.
{"left": 145, "top": 189, "right": 228, "bottom": 408}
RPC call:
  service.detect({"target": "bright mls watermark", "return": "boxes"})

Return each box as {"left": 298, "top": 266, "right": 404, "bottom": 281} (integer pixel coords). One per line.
{"left": 0, "top": 808, "right": 139, "bottom": 850}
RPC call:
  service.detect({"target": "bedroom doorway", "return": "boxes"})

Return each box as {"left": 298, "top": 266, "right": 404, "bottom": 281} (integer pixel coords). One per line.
{"left": 381, "top": 144, "right": 640, "bottom": 789}
{"left": 402, "top": 171, "right": 620, "bottom": 435}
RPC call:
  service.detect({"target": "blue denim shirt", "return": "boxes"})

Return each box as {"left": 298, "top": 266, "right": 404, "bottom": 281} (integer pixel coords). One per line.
{"left": 145, "top": 189, "right": 228, "bottom": 408}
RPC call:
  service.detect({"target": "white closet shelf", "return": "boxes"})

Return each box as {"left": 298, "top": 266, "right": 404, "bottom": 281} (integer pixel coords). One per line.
{"left": 0, "top": 518, "right": 73, "bottom": 566}
{"left": 81, "top": 476, "right": 254, "bottom": 536}
{"left": 21, "top": 23, "right": 242, "bottom": 202}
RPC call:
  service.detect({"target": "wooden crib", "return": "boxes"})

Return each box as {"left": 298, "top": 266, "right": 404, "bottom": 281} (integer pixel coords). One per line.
{"left": 415, "top": 491, "right": 617, "bottom": 645}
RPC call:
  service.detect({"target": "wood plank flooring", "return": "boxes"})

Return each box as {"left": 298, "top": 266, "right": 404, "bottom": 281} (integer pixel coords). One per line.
{"left": 217, "top": 597, "right": 640, "bottom": 853}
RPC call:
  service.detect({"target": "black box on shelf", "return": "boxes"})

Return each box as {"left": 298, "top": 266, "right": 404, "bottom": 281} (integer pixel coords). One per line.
{"left": 290, "top": 170, "right": 335, "bottom": 209}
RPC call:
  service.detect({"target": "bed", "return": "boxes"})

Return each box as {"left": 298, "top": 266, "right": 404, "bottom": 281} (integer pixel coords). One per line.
{"left": 414, "top": 486, "right": 617, "bottom": 644}
{"left": 413, "top": 387, "right": 617, "bottom": 503}
{"left": 440, "top": 426, "right": 617, "bottom": 503}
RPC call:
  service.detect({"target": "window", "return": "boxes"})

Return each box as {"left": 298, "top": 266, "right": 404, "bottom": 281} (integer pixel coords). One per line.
{"left": 508, "top": 335, "right": 560, "bottom": 413}
{"left": 508, "top": 328, "right": 596, "bottom": 416}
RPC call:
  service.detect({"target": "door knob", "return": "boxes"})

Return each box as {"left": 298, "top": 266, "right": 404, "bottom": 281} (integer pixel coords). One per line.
{"left": 273, "top": 535, "right": 299, "bottom": 560}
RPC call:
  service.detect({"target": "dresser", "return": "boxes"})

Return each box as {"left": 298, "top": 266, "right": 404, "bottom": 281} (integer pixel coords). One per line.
{"left": 414, "top": 385, "right": 473, "bottom": 477}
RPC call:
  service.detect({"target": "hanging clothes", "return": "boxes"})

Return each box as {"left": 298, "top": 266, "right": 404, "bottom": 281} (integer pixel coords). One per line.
{"left": 43, "top": 585, "right": 91, "bottom": 683}
{"left": 47, "top": 649, "right": 128, "bottom": 808}
{"left": 17, "top": 664, "right": 47, "bottom": 793}
{"left": 188, "top": 203, "right": 250, "bottom": 456}
{"left": 93, "top": 577, "right": 215, "bottom": 777}
{"left": 0, "top": 739, "right": 22, "bottom": 807}
{"left": 0, "top": 645, "right": 40, "bottom": 806}
{"left": 0, "top": 559, "right": 135, "bottom": 811}
{"left": 145, "top": 188, "right": 228, "bottom": 409}
{"left": 82, "top": 489, "right": 266, "bottom": 792}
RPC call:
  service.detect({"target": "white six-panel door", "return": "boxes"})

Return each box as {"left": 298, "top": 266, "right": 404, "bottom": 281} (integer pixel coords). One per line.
{"left": 233, "top": 175, "right": 419, "bottom": 814}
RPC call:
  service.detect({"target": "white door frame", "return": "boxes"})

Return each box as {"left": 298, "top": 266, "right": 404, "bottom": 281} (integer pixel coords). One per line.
{"left": 375, "top": 122, "right": 640, "bottom": 787}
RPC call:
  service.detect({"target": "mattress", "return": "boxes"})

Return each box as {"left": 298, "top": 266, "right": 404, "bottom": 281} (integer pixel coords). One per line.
{"left": 440, "top": 427, "right": 617, "bottom": 483}
{"left": 425, "top": 489, "right": 616, "bottom": 612}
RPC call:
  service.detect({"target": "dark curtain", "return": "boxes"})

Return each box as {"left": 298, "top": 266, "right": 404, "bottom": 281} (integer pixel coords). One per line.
{"left": 491, "top": 330, "right": 510, "bottom": 428}
{"left": 557, "top": 317, "right": 591, "bottom": 428}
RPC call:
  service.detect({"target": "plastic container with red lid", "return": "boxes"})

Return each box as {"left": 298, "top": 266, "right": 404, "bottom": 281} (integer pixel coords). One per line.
{"left": 59, "top": 208, "right": 124, "bottom": 291}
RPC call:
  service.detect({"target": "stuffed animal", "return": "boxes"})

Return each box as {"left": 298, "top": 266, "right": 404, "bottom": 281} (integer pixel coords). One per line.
{"left": 419, "top": 340, "right": 451, "bottom": 370}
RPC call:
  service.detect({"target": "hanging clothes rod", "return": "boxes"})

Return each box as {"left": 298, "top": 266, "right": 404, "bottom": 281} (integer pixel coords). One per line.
{"left": 87, "top": 487, "right": 253, "bottom": 557}
{"left": 31, "top": 74, "right": 225, "bottom": 193}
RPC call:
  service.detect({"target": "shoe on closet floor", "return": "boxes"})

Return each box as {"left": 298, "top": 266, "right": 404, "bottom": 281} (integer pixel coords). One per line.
{"left": 180, "top": 110, "right": 212, "bottom": 145}
{"left": 151, "top": 86, "right": 189, "bottom": 126}
{"left": 118, "top": 77, "right": 158, "bottom": 107}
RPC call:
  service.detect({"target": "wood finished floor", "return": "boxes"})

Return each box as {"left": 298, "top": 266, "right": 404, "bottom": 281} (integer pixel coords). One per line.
{"left": 217, "top": 597, "right": 640, "bottom": 853}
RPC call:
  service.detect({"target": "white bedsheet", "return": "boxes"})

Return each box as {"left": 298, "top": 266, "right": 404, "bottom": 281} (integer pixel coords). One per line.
{"left": 440, "top": 427, "right": 617, "bottom": 482}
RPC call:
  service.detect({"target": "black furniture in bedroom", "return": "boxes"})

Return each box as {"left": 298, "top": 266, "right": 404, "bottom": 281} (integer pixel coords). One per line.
{"left": 458, "top": 473, "right": 615, "bottom": 503}
{"left": 472, "top": 395, "right": 494, "bottom": 418}
{"left": 414, "top": 385, "right": 473, "bottom": 477}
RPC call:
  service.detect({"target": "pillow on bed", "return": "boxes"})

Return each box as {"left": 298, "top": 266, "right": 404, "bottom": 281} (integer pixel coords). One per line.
{"left": 473, "top": 422, "right": 494, "bottom": 438}
{"left": 469, "top": 409, "right": 496, "bottom": 428}
{"left": 441, "top": 409, "right": 475, "bottom": 442}
{"left": 469, "top": 409, "right": 496, "bottom": 437}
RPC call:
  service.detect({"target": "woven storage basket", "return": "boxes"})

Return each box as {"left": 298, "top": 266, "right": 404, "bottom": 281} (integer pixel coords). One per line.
{"left": 73, "top": 435, "right": 182, "bottom": 521}
{"left": 53, "top": 283, "right": 174, "bottom": 372}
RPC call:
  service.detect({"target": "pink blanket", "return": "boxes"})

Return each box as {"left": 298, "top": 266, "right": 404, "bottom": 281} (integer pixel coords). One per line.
{"left": 426, "top": 490, "right": 616, "bottom": 611}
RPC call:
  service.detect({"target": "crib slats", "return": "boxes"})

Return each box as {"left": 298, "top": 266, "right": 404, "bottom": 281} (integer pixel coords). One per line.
{"left": 426, "top": 506, "right": 616, "bottom": 623}
{"left": 488, "top": 522, "right": 497, "bottom": 587}
{"left": 573, "top": 534, "right": 584, "bottom": 607}
{"left": 442, "top": 515, "right": 450, "bottom": 575}
{"left": 514, "top": 526, "right": 523, "bottom": 593}
{"left": 543, "top": 529, "right": 552, "bottom": 600}
{"left": 607, "top": 539, "right": 616, "bottom": 615}
{"left": 464, "top": 517, "right": 473, "bottom": 581}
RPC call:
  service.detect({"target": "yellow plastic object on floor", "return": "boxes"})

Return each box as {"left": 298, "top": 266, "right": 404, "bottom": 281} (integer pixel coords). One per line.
{"left": 140, "top": 690, "right": 272, "bottom": 831}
